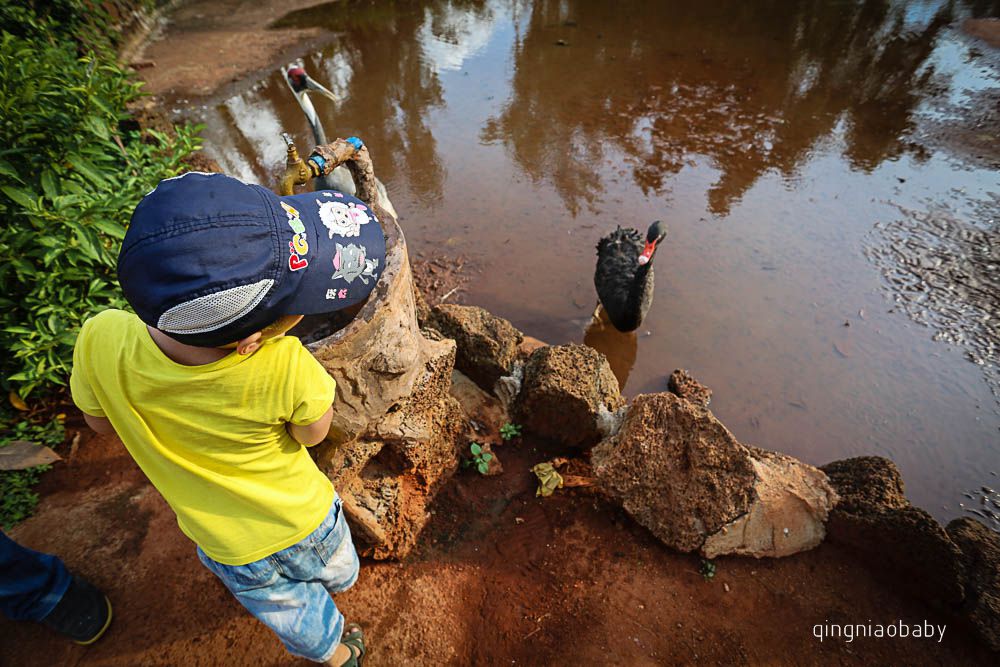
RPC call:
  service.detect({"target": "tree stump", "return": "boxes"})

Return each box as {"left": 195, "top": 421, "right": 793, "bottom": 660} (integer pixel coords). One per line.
{"left": 298, "top": 146, "right": 463, "bottom": 559}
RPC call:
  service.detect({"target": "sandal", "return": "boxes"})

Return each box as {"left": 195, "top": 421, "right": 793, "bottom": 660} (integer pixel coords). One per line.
{"left": 339, "top": 623, "right": 366, "bottom": 667}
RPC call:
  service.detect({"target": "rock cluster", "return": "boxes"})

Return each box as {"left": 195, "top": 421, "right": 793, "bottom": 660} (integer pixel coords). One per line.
{"left": 821, "top": 457, "right": 965, "bottom": 605}
{"left": 310, "top": 258, "right": 1000, "bottom": 653}
{"left": 592, "top": 393, "right": 838, "bottom": 558}
{"left": 822, "top": 457, "right": 1000, "bottom": 650}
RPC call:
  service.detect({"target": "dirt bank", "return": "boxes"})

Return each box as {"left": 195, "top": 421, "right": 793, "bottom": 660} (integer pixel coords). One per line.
{"left": 134, "top": 0, "right": 335, "bottom": 98}
{"left": 0, "top": 413, "right": 993, "bottom": 665}
{"left": 964, "top": 18, "right": 1000, "bottom": 49}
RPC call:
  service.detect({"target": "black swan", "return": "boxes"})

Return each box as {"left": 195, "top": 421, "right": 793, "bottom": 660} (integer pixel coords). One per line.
{"left": 594, "top": 221, "right": 668, "bottom": 332}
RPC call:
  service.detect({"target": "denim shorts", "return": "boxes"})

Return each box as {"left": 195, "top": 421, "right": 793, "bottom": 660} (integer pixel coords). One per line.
{"left": 197, "top": 497, "right": 360, "bottom": 662}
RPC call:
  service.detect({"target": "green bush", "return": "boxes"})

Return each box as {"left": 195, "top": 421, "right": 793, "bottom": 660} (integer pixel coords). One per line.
{"left": 0, "top": 407, "right": 65, "bottom": 529}
{"left": 0, "top": 29, "right": 201, "bottom": 397}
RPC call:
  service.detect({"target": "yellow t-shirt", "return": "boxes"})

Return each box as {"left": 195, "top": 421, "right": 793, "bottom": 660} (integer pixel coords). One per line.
{"left": 70, "top": 309, "right": 336, "bottom": 565}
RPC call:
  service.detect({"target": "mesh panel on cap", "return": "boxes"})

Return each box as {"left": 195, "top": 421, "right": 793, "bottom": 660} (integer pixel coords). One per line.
{"left": 157, "top": 279, "right": 274, "bottom": 335}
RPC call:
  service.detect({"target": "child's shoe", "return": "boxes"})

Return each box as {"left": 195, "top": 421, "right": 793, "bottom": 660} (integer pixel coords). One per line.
{"left": 41, "top": 576, "right": 113, "bottom": 644}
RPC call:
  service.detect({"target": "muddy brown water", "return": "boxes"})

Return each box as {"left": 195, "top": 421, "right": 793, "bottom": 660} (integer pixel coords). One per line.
{"left": 182, "top": 0, "right": 1000, "bottom": 526}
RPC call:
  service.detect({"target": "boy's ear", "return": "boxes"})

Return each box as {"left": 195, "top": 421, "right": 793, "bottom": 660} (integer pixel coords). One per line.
{"left": 236, "top": 331, "right": 263, "bottom": 355}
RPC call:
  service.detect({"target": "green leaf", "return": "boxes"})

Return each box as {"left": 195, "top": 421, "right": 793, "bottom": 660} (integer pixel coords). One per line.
{"left": 0, "top": 159, "right": 22, "bottom": 182}
{"left": 68, "top": 154, "right": 107, "bottom": 187}
{"left": 1, "top": 186, "right": 36, "bottom": 209}
{"left": 482, "top": 453, "right": 493, "bottom": 463}
{"left": 39, "top": 170, "right": 59, "bottom": 199}
{"left": 477, "top": 462, "right": 489, "bottom": 474}
{"left": 73, "top": 227, "right": 101, "bottom": 261}
{"left": 83, "top": 115, "right": 110, "bottom": 141}
{"left": 91, "top": 218, "right": 126, "bottom": 239}
{"left": 470, "top": 443, "right": 482, "bottom": 455}
{"left": 0, "top": 27, "right": 202, "bottom": 399}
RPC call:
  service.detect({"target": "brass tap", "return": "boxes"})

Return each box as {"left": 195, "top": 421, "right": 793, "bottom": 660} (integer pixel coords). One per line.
{"left": 279, "top": 133, "right": 313, "bottom": 196}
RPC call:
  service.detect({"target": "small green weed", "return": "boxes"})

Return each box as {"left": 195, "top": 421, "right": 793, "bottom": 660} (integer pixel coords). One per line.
{"left": 0, "top": 409, "right": 65, "bottom": 529}
{"left": 499, "top": 422, "right": 522, "bottom": 441}
{"left": 464, "top": 442, "right": 493, "bottom": 475}
{"left": 700, "top": 558, "right": 716, "bottom": 580}
{"left": 1, "top": 465, "right": 52, "bottom": 530}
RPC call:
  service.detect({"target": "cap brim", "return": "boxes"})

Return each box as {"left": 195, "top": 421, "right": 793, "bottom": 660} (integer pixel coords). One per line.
{"left": 269, "top": 189, "right": 387, "bottom": 316}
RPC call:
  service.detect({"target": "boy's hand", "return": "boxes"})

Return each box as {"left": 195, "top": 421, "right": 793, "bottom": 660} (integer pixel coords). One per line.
{"left": 83, "top": 413, "right": 116, "bottom": 436}
{"left": 287, "top": 405, "right": 334, "bottom": 446}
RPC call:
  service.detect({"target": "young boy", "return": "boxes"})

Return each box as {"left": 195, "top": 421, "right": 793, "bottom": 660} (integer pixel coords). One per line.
{"left": 70, "top": 172, "right": 386, "bottom": 666}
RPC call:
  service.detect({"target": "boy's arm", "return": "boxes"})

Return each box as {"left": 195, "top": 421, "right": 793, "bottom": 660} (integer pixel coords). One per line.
{"left": 287, "top": 343, "right": 337, "bottom": 446}
{"left": 71, "top": 318, "right": 116, "bottom": 436}
{"left": 84, "top": 413, "right": 116, "bottom": 436}
{"left": 287, "top": 405, "right": 334, "bottom": 446}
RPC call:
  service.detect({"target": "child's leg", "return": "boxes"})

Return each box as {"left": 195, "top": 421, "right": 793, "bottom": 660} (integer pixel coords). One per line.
{"left": 195, "top": 498, "right": 360, "bottom": 663}
{"left": 271, "top": 495, "right": 359, "bottom": 594}
{"left": 0, "top": 531, "right": 72, "bottom": 622}
{"left": 197, "top": 547, "right": 345, "bottom": 662}
{"left": 311, "top": 496, "right": 360, "bottom": 595}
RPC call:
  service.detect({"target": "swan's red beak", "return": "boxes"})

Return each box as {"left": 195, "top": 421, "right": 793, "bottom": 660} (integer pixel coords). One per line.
{"left": 638, "top": 240, "right": 656, "bottom": 265}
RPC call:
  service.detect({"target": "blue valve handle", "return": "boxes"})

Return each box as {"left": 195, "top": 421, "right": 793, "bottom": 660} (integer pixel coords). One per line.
{"left": 308, "top": 137, "right": 366, "bottom": 178}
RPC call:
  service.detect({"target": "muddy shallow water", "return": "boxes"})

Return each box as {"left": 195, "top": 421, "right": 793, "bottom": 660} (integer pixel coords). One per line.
{"left": 183, "top": 0, "right": 1000, "bottom": 525}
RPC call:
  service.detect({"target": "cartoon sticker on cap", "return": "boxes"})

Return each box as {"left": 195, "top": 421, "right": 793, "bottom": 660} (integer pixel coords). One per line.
{"left": 332, "top": 243, "right": 379, "bottom": 285}
{"left": 317, "top": 199, "right": 372, "bottom": 238}
{"left": 281, "top": 201, "right": 309, "bottom": 271}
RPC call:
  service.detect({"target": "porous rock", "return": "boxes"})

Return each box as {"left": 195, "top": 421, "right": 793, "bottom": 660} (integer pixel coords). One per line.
{"left": 821, "top": 456, "right": 966, "bottom": 608}
{"left": 821, "top": 456, "right": 908, "bottom": 512}
{"left": 592, "top": 393, "right": 837, "bottom": 558}
{"left": 667, "top": 369, "right": 712, "bottom": 408}
{"left": 449, "top": 369, "right": 509, "bottom": 445}
{"left": 517, "top": 335, "right": 548, "bottom": 360}
{"left": 430, "top": 304, "right": 523, "bottom": 393}
{"left": 514, "top": 344, "right": 625, "bottom": 449}
{"left": 947, "top": 517, "right": 1000, "bottom": 651}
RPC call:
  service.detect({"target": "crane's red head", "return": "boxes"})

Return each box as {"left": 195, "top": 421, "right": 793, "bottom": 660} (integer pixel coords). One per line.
{"left": 286, "top": 67, "right": 307, "bottom": 92}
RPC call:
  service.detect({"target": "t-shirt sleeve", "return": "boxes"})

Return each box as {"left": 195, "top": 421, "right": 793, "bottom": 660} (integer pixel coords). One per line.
{"left": 70, "top": 318, "right": 106, "bottom": 417}
{"left": 288, "top": 343, "right": 336, "bottom": 426}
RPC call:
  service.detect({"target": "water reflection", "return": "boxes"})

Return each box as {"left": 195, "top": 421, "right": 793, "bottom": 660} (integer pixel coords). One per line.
{"left": 482, "top": 0, "right": 959, "bottom": 215}
{"left": 207, "top": 0, "right": 506, "bottom": 198}
{"left": 583, "top": 310, "right": 638, "bottom": 390}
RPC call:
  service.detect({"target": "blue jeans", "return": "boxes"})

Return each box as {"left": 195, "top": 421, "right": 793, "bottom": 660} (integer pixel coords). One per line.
{"left": 196, "top": 497, "right": 359, "bottom": 662}
{"left": 0, "top": 530, "right": 72, "bottom": 622}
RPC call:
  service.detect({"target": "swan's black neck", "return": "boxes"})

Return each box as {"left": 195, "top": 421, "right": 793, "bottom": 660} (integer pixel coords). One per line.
{"left": 623, "top": 260, "right": 653, "bottom": 329}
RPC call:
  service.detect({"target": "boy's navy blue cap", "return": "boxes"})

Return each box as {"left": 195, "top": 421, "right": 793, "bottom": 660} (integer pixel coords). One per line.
{"left": 117, "top": 172, "right": 386, "bottom": 347}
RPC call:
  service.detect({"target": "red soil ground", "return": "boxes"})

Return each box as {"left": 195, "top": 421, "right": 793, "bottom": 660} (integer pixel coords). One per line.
{"left": 1, "top": 411, "right": 994, "bottom": 665}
